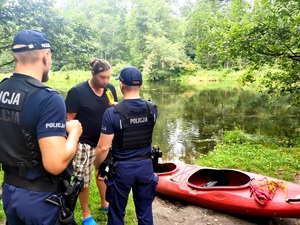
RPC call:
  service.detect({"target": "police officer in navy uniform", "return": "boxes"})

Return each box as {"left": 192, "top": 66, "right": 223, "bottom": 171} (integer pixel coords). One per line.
{"left": 0, "top": 30, "right": 82, "bottom": 225}
{"left": 95, "top": 66, "right": 159, "bottom": 225}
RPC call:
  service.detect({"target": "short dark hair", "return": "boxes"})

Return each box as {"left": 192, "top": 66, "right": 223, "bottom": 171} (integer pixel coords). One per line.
{"left": 89, "top": 59, "right": 111, "bottom": 75}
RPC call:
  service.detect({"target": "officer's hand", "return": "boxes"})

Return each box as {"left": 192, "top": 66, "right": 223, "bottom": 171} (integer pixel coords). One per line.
{"left": 96, "top": 170, "right": 106, "bottom": 181}
{"left": 66, "top": 120, "right": 82, "bottom": 137}
{"left": 97, "top": 175, "right": 106, "bottom": 181}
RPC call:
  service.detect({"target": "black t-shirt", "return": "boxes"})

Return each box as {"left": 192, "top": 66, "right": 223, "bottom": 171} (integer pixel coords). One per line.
{"left": 65, "top": 81, "right": 117, "bottom": 147}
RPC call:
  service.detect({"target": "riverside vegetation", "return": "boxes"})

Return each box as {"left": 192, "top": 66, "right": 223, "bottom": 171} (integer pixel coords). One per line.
{"left": 0, "top": 70, "right": 299, "bottom": 224}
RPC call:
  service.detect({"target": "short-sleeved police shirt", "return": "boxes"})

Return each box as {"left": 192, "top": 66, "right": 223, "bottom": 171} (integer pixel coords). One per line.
{"left": 101, "top": 99, "right": 158, "bottom": 160}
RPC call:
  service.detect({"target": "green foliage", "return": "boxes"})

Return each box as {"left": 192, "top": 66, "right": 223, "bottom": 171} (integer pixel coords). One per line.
{"left": 126, "top": 0, "right": 187, "bottom": 76}
{"left": 2, "top": 0, "right": 300, "bottom": 100}
{"left": 187, "top": 0, "right": 245, "bottom": 69}
{"left": 221, "top": 128, "right": 250, "bottom": 145}
{"left": 183, "top": 61, "right": 197, "bottom": 72}
{"left": 56, "top": 0, "right": 129, "bottom": 66}
{"left": 225, "top": 0, "right": 300, "bottom": 105}
{"left": 112, "top": 62, "right": 132, "bottom": 77}
{"left": 221, "top": 127, "right": 277, "bottom": 147}
{"left": 143, "top": 35, "right": 186, "bottom": 78}
{"left": 186, "top": 0, "right": 300, "bottom": 105}
{"left": 180, "top": 61, "right": 198, "bottom": 76}
{"left": 293, "top": 130, "right": 300, "bottom": 147}
{"left": 148, "top": 70, "right": 177, "bottom": 81}
{"left": 0, "top": 0, "right": 98, "bottom": 71}
{"left": 0, "top": 170, "right": 4, "bottom": 221}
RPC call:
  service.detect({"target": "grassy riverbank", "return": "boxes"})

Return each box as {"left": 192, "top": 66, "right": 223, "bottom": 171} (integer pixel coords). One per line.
{"left": 0, "top": 67, "right": 240, "bottom": 88}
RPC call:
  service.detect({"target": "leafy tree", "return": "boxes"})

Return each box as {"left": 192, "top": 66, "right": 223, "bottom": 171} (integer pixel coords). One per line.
{"left": 188, "top": 0, "right": 221, "bottom": 68}
{"left": 188, "top": 0, "right": 300, "bottom": 104}
{"left": 143, "top": 35, "right": 186, "bottom": 80}
{"left": 188, "top": 0, "right": 246, "bottom": 69}
{"left": 1, "top": 0, "right": 189, "bottom": 79}
{"left": 0, "top": 0, "right": 97, "bottom": 71}
{"left": 126, "top": 0, "right": 187, "bottom": 79}
{"left": 56, "top": 0, "right": 129, "bottom": 65}
{"left": 225, "top": 0, "right": 300, "bottom": 104}
{"left": 179, "top": 0, "right": 197, "bottom": 60}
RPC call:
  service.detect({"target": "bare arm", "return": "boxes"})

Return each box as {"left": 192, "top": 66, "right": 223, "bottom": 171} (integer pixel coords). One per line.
{"left": 66, "top": 112, "right": 77, "bottom": 121}
{"left": 95, "top": 133, "right": 114, "bottom": 170}
{"left": 39, "top": 119, "right": 82, "bottom": 175}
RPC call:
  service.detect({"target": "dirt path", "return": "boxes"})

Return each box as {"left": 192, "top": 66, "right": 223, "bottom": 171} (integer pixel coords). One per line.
{"left": 153, "top": 194, "right": 300, "bottom": 225}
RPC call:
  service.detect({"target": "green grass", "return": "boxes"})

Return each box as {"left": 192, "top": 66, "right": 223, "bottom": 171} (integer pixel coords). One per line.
{"left": 73, "top": 170, "right": 137, "bottom": 224}
{"left": 0, "top": 68, "right": 242, "bottom": 90}
{"left": 0, "top": 170, "right": 3, "bottom": 222}
{"left": 0, "top": 70, "right": 119, "bottom": 95}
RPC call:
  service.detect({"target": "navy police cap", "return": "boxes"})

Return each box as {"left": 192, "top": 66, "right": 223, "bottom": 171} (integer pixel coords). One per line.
{"left": 115, "top": 66, "right": 143, "bottom": 86}
{"left": 12, "top": 30, "right": 54, "bottom": 52}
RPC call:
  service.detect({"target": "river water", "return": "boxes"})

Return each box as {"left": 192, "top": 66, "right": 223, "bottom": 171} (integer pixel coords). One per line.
{"left": 138, "top": 81, "right": 300, "bottom": 163}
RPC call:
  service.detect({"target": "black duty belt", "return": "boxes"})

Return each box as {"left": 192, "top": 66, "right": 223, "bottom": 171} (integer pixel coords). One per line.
{"left": 4, "top": 172, "right": 59, "bottom": 192}
{"left": 115, "top": 152, "right": 151, "bottom": 161}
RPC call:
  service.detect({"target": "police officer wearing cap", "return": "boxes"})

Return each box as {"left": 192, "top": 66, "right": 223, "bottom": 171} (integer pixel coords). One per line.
{"left": 0, "top": 30, "right": 82, "bottom": 225}
{"left": 95, "top": 66, "right": 159, "bottom": 225}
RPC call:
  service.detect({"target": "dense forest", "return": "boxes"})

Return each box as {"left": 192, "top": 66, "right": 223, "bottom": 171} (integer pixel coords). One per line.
{"left": 1, "top": 0, "right": 300, "bottom": 103}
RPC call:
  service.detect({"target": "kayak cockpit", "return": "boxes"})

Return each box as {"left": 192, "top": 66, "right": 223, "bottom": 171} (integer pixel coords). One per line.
{"left": 187, "top": 168, "right": 251, "bottom": 190}
{"left": 154, "top": 163, "right": 178, "bottom": 175}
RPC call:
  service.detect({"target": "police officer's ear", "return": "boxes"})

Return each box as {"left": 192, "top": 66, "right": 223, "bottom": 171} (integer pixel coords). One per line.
{"left": 42, "top": 50, "right": 50, "bottom": 65}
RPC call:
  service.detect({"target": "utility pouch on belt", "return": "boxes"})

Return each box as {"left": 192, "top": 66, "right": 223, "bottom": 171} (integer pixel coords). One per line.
{"left": 46, "top": 175, "right": 84, "bottom": 225}
{"left": 151, "top": 146, "right": 162, "bottom": 171}
{"left": 63, "top": 175, "right": 84, "bottom": 212}
{"left": 46, "top": 193, "right": 77, "bottom": 225}
{"left": 98, "top": 150, "right": 116, "bottom": 181}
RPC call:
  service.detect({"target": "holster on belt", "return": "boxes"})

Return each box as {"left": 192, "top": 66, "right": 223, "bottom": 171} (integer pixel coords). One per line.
{"left": 98, "top": 150, "right": 116, "bottom": 181}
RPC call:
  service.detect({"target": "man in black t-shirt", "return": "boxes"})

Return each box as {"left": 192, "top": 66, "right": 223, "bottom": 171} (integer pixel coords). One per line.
{"left": 65, "top": 59, "right": 117, "bottom": 225}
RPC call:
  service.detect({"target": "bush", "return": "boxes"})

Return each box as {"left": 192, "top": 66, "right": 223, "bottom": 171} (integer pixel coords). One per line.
{"left": 221, "top": 128, "right": 249, "bottom": 144}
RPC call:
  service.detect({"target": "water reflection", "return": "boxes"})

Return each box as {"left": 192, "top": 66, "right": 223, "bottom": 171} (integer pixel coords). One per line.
{"left": 139, "top": 81, "right": 300, "bottom": 164}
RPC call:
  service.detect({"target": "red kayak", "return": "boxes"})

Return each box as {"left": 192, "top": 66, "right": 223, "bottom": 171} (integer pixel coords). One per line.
{"left": 154, "top": 162, "right": 300, "bottom": 218}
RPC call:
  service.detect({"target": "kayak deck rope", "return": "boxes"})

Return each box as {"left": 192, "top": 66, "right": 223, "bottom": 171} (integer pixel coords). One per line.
{"left": 268, "top": 179, "right": 288, "bottom": 200}
{"left": 249, "top": 177, "right": 288, "bottom": 205}
{"left": 170, "top": 165, "right": 197, "bottom": 183}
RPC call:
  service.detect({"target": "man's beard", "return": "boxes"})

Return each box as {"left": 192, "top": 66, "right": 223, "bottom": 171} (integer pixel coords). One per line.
{"left": 98, "top": 83, "right": 106, "bottom": 88}
{"left": 42, "top": 70, "right": 49, "bottom": 82}
{"left": 93, "top": 78, "right": 106, "bottom": 88}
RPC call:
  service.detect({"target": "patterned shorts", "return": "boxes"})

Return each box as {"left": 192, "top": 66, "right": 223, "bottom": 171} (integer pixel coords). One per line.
{"left": 72, "top": 143, "right": 96, "bottom": 188}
